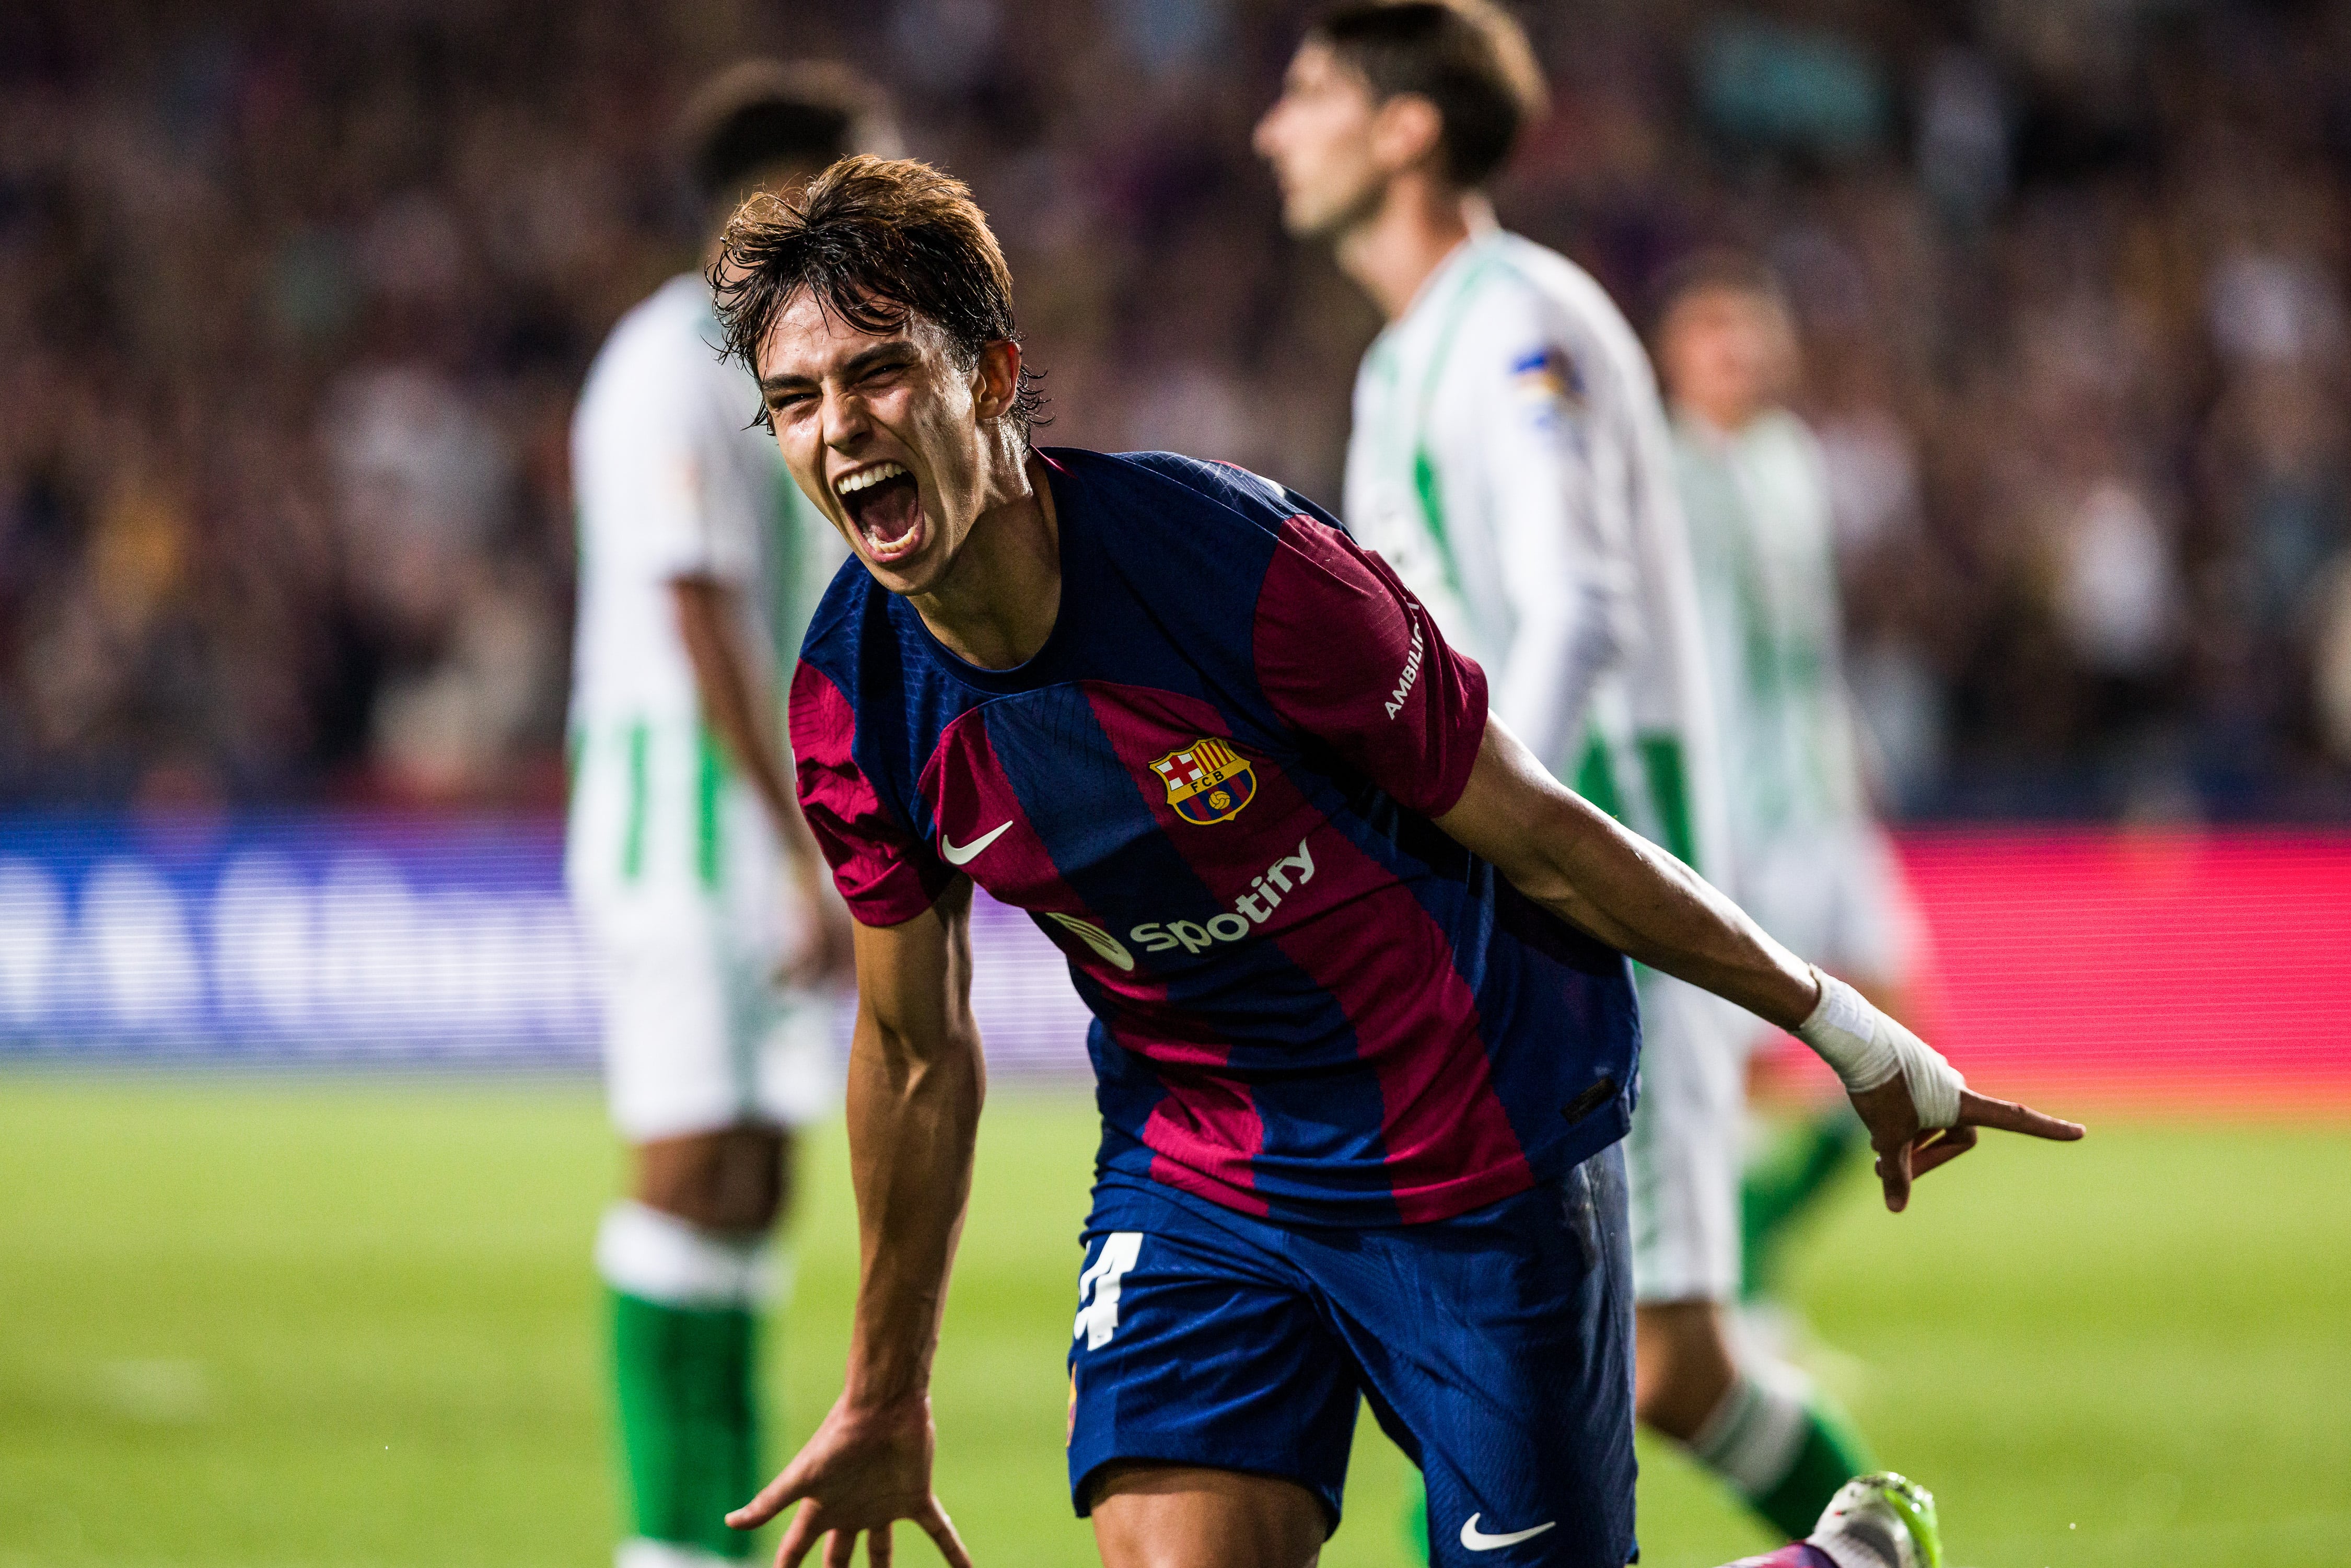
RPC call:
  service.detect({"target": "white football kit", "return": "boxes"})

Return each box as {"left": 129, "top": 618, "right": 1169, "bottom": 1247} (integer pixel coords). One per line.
{"left": 1345, "top": 227, "right": 1743, "bottom": 1302}
{"left": 1671, "top": 408, "right": 1921, "bottom": 989}
{"left": 567, "top": 273, "right": 844, "bottom": 1142}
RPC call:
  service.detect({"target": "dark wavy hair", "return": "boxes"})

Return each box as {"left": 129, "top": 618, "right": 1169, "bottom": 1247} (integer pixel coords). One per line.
{"left": 1309, "top": 1, "right": 1547, "bottom": 191}
{"left": 707, "top": 155, "right": 1045, "bottom": 438}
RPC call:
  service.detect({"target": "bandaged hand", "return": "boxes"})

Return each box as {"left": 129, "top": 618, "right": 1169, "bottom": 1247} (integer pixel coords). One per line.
{"left": 1794, "top": 966, "right": 1965, "bottom": 1131}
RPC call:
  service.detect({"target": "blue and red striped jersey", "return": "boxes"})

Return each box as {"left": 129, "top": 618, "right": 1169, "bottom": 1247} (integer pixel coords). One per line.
{"left": 790, "top": 448, "right": 1639, "bottom": 1226}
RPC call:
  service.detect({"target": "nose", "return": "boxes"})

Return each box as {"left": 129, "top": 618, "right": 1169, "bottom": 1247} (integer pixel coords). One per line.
{"left": 1252, "top": 100, "right": 1285, "bottom": 161}
{"left": 820, "top": 381, "right": 870, "bottom": 454}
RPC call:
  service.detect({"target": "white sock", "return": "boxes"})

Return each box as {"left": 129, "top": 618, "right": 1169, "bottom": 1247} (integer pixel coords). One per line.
{"left": 1688, "top": 1365, "right": 1811, "bottom": 1497}
{"left": 596, "top": 1201, "right": 778, "bottom": 1309}
{"left": 616, "top": 1538, "right": 749, "bottom": 1568}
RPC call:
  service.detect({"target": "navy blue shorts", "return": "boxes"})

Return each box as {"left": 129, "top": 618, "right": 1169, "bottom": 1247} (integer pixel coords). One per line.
{"left": 1066, "top": 1146, "right": 1637, "bottom": 1567}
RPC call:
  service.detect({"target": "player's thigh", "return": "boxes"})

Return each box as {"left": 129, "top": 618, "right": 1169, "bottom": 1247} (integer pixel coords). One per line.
{"left": 590, "top": 893, "right": 833, "bottom": 1147}
{"left": 1625, "top": 976, "right": 1747, "bottom": 1305}
{"left": 1067, "top": 1193, "right": 1358, "bottom": 1538}
{"left": 1090, "top": 1464, "right": 1325, "bottom": 1568}
{"left": 1336, "top": 1148, "right": 1638, "bottom": 1568}
{"left": 589, "top": 901, "right": 746, "bottom": 1139}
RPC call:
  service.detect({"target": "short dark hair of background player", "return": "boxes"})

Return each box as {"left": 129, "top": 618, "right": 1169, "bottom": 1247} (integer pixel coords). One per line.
{"left": 708, "top": 155, "right": 1046, "bottom": 438}
{"left": 1308, "top": 0, "right": 1549, "bottom": 189}
{"left": 676, "top": 60, "right": 897, "bottom": 226}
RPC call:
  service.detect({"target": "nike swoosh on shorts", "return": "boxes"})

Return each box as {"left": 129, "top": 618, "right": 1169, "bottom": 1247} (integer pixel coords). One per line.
{"left": 1460, "top": 1514, "right": 1557, "bottom": 1551}
{"left": 939, "top": 820, "right": 1012, "bottom": 866}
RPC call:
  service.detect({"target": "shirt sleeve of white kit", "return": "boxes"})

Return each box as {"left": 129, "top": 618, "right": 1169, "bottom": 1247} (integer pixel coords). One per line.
{"left": 1452, "top": 298, "right": 1637, "bottom": 767}
{"left": 586, "top": 310, "right": 761, "bottom": 589}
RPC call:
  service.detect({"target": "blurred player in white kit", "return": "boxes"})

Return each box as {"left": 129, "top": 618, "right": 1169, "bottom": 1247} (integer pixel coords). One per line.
{"left": 564, "top": 62, "right": 892, "bottom": 1568}
{"left": 1255, "top": 2, "right": 1879, "bottom": 1548}
{"left": 1654, "top": 254, "right": 1929, "bottom": 1310}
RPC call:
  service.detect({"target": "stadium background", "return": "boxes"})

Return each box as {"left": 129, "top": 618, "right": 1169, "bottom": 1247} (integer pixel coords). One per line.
{"left": 2, "top": 1, "right": 2347, "bottom": 1565}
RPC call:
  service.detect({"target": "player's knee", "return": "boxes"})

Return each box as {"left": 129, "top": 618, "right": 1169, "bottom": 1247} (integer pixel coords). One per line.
{"left": 1635, "top": 1372, "right": 1706, "bottom": 1439}
{"left": 1634, "top": 1302, "right": 1739, "bottom": 1440}
{"left": 1089, "top": 1465, "right": 1324, "bottom": 1568}
{"left": 633, "top": 1126, "right": 790, "bottom": 1235}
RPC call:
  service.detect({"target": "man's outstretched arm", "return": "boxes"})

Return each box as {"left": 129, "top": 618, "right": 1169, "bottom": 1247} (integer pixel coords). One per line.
{"left": 727, "top": 882, "right": 983, "bottom": 1567}
{"left": 1435, "top": 717, "right": 2082, "bottom": 1209}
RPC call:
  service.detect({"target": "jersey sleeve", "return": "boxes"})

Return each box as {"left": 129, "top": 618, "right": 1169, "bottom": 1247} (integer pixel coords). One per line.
{"left": 1252, "top": 514, "right": 1489, "bottom": 818}
{"left": 1450, "top": 306, "right": 1639, "bottom": 768}
{"left": 787, "top": 659, "right": 954, "bottom": 925}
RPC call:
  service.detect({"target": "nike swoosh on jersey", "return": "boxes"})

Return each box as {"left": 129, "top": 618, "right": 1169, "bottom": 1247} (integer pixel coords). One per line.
{"left": 1460, "top": 1515, "right": 1557, "bottom": 1552}
{"left": 938, "top": 820, "right": 1013, "bottom": 866}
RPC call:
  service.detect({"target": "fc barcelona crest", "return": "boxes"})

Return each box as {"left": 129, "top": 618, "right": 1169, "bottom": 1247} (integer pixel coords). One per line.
{"left": 1150, "top": 737, "right": 1256, "bottom": 826}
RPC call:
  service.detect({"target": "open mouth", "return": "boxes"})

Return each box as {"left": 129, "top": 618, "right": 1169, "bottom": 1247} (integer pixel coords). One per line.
{"left": 836, "top": 461, "right": 923, "bottom": 562}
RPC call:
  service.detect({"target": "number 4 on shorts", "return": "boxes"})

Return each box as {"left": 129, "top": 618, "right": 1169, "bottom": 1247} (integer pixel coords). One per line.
{"left": 1074, "top": 1232, "right": 1144, "bottom": 1349}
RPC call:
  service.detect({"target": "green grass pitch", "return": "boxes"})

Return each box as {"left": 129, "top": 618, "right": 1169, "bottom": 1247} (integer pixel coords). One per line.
{"left": 1, "top": 1075, "right": 2345, "bottom": 1567}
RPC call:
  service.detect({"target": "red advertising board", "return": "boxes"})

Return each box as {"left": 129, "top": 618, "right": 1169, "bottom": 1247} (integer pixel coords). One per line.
{"left": 1759, "top": 831, "right": 2351, "bottom": 1115}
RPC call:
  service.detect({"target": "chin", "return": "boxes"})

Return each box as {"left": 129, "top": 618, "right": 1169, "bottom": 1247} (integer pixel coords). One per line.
{"left": 858, "top": 520, "right": 949, "bottom": 596}
{"left": 1293, "top": 184, "right": 1376, "bottom": 243}
{"left": 1286, "top": 199, "right": 1339, "bottom": 239}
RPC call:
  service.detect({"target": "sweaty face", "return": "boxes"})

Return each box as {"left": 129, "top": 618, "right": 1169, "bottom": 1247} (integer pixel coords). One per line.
{"left": 756, "top": 294, "right": 995, "bottom": 598}
{"left": 1660, "top": 287, "right": 1793, "bottom": 433}
{"left": 1254, "top": 41, "right": 1388, "bottom": 239}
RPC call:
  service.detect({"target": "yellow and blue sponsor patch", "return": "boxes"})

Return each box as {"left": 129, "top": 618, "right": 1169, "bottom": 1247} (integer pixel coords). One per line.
{"left": 1510, "top": 343, "right": 1582, "bottom": 407}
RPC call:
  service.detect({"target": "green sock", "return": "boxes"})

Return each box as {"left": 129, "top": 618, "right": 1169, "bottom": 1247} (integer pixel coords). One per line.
{"left": 1740, "top": 1108, "right": 1866, "bottom": 1302}
{"left": 610, "top": 1290, "right": 762, "bottom": 1559}
{"left": 598, "top": 1202, "right": 776, "bottom": 1562}
{"left": 1692, "top": 1372, "right": 1875, "bottom": 1541}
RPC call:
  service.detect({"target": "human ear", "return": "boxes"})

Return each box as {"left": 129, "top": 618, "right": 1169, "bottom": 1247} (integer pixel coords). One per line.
{"left": 1368, "top": 93, "right": 1445, "bottom": 177}
{"left": 973, "top": 340, "right": 1021, "bottom": 421}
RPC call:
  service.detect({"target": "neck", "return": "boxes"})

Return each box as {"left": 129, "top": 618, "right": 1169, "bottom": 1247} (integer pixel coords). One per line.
{"left": 910, "top": 449, "right": 1062, "bottom": 670}
{"left": 1334, "top": 174, "right": 1483, "bottom": 322}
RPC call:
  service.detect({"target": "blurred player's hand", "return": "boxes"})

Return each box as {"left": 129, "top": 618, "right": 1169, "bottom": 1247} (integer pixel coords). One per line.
{"left": 778, "top": 863, "right": 857, "bottom": 991}
{"left": 1849, "top": 1079, "right": 2085, "bottom": 1213}
{"left": 729, "top": 1389, "right": 972, "bottom": 1568}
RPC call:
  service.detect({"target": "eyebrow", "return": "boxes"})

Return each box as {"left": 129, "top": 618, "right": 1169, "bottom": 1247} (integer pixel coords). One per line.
{"left": 759, "top": 341, "right": 914, "bottom": 396}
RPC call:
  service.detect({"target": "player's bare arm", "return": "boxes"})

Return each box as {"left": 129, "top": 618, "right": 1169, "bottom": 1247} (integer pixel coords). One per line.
{"left": 671, "top": 575, "right": 854, "bottom": 985}
{"left": 727, "top": 884, "right": 982, "bottom": 1568}
{"left": 1435, "top": 716, "right": 2084, "bottom": 1209}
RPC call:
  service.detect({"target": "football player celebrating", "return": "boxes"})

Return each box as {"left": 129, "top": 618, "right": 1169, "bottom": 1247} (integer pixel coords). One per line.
{"left": 565, "top": 62, "right": 891, "bottom": 1568}
{"left": 703, "top": 154, "right": 2078, "bottom": 1568}
{"left": 1254, "top": 2, "right": 1882, "bottom": 1549}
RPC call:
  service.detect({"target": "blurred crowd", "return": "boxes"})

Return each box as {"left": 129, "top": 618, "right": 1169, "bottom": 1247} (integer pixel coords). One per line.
{"left": 4, "top": 0, "right": 2351, "bottom": 819}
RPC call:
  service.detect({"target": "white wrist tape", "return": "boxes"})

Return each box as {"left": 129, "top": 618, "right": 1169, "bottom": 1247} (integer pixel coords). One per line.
{"left": 1794, "top": 967, "right": 1966, "bottom": 1130}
